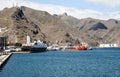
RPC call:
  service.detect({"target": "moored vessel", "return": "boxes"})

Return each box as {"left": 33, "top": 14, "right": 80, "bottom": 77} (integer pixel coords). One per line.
{"left": 65, "top": 44, "right": 88, "bottom": 51}
{"left": 30, "top": 41, "right": 47, "bottom": 53}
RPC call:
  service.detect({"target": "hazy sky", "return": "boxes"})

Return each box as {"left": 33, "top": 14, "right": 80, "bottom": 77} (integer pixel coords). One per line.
{"left": 0, "top": 0, "right": 120, "bottom": 20}
{"left": 29, "top": 0, "right": 120, "bottom": 12}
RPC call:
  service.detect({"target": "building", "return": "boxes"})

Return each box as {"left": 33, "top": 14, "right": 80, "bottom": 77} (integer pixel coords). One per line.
{"left": 99, "top": 44, "right": 118, "bottom": 48}
{"left": 26, "top": 35, "right": 32, "bottom": 44}
{"left": 0, "top": 36, "right": 7, "bottom": 50}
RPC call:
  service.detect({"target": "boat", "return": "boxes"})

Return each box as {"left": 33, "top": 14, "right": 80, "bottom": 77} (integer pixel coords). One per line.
{"left": 65, "top": 44, "right": 87, "bottom": 51}
{"left": 30, "top": 41, "right": 47, "bottom": 53}
{"left": 47, "top": 44, "right": 61, "bottom": 51}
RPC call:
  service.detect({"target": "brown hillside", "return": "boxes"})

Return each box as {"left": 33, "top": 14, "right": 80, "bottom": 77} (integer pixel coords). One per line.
{"left": 20, "top": 6, "right": 93, "bottom": 46}
{"left": 0, "top": 6, "right": 93, "bottom": 46}
{"left": 60, "top": 16, "right": 120, "bottom": 47}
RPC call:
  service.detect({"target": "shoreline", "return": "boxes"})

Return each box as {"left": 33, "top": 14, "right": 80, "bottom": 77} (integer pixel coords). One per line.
{"left": 0, "top": 51, "right": 30, "bottom": 69}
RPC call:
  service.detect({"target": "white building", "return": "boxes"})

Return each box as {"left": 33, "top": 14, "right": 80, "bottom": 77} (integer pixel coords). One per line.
{"left": 99, "top": 44, "right": 118, "bottom": 48}
{"left": 26, "top": 36, "right": 32, "bottom": 44}
{"left": 0, "top": 29, "right": 1, "bottom": 32}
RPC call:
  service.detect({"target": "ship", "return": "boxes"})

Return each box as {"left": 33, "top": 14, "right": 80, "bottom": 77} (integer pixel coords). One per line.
{"left": 30, "top": 41, "right": 47, "bottom": 53}
{"left": 65, "top": 43, "right": 88, "bottom": 51}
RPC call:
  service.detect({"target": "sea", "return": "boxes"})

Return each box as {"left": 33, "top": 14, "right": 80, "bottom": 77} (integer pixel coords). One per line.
{"left": 0, "top": 48, "right": 120, "bottom": 77}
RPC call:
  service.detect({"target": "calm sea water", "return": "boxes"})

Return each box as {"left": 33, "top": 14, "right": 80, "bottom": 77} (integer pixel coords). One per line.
{"left": 0, "top": 48, "right": 120, "bottom": 77}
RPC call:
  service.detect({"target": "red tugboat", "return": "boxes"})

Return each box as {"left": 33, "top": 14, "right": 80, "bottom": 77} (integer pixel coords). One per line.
{"left": 65, "top": 44, "right": 87, "bottom": 51}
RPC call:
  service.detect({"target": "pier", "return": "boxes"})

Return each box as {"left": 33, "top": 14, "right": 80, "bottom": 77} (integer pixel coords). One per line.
{"left": 12, "top": 51, "right": 30, "bottom": 54}
{"left": 0, "top": 52, "right": 12, "bottom": 68}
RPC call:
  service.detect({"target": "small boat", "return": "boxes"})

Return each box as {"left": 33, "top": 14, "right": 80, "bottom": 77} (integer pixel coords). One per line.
{"left": 47, "top": 44, "right": 61, "bottom": 51}
{"left": 30, "top": 41, "right": 47, "bottom": 53}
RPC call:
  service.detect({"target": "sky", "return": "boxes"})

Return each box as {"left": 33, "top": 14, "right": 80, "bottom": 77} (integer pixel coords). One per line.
{"left": 0, "top": 0, "right": 120, "bottom": 20}
{"left": 30, "top": 0, "right": 120, "bottom": 12}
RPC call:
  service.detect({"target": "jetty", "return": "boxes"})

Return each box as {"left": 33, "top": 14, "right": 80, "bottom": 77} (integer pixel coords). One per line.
{"left": 12, "top": 51, "right": 30, "bottom": 54}
{"left": 0, "top": 52, "right": 12, "bottom": 68}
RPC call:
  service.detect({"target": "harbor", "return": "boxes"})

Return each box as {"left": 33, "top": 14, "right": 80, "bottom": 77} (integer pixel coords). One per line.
{"left": 0, "top": 49, "right": 120, "bottom": 77}
{"left": 0, "top": 1, "right": 120, "bottom": 77}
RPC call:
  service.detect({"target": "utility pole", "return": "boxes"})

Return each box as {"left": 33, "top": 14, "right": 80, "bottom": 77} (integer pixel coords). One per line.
{"left": 3, "top": 36, "right": 6, "bottom": 50}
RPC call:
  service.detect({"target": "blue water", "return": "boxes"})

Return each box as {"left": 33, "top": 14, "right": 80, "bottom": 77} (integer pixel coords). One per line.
{"left": 0, "top": 49, "right": 120, "bottom": 77}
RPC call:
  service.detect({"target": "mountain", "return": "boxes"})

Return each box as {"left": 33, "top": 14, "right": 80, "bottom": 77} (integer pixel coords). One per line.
{"left": 0, "top": 6, "right": 120, "bottom": 47}
{"left": 79, "top": 18, "right": 120, "bottom": 46}
{"left": 54, "top": 13, "right": 80, "bottom": 28}
{"left": 0, "top": 6, "right": 93, "bottom": 46}
{"left": 59, "top": 15, "right": 120, "bottom": 47}
{"left": 0, "top": 7, "right": 47, "bottom": 44}
{"left": 102, "top": 19, "right": 120, "bottom": 44}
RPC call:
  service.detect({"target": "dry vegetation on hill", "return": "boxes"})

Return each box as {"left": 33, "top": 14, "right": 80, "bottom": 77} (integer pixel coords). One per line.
{"left": 0, "top": 6, "right": 120, "bottom": 47}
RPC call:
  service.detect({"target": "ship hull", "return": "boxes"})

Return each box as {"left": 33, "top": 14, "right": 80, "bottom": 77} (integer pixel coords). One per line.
{"left": 30, "top": 47, "right": 47, "bottom": 53}
{"left": 21, "top": 46, "right": 31, "bottom": 51}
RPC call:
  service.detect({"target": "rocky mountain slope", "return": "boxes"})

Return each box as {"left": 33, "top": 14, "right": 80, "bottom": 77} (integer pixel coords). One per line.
{"left": 0, "top": 6, "right": 93, "bottom": 46}
{"left": 54, "top": 13, "right": 80, "bottom": 28}
{"left": 0, "top": 7, "right": 47, "bottom": 44}
{"left": 59, "top": 14, "right": 120, "bottom": 47}
{"left": 0, "top": 6, "right": 119, "bottom": 47}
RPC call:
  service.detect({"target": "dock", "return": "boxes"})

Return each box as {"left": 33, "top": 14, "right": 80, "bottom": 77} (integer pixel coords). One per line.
{"left": 12, "top": 51, "right": 30, "bottom": 54}
{"left": 0, "top": 52, "right": 12, "bottom": 68}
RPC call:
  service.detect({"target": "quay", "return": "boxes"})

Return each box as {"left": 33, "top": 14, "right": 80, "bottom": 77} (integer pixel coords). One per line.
{"left": 0, "top": 51, "right": 30, "bottom": 68}
{"left": 0, "top": 52, "right": 12, "bottom": 68}
{"left": 12, "top": 51, "right": 30, "bottom": 54}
